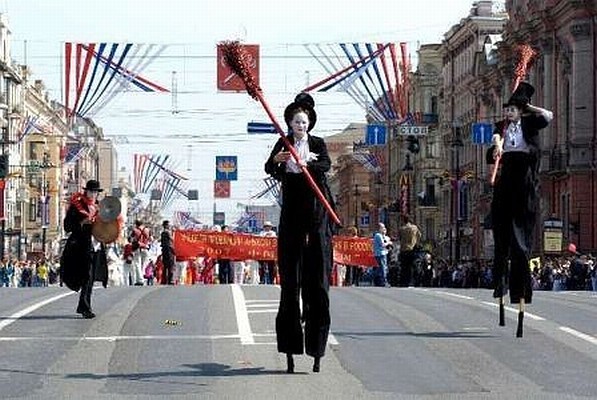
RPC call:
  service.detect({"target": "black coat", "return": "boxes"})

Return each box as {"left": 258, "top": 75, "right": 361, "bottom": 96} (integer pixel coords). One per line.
{"left": 265, "top": 133, "right": 337, "bottom": 357}
{"left": 60, "top": 197, "right": 108, "bottom": 292}
{"left": 265, "top": 134, "right": 337, "bottom": 233}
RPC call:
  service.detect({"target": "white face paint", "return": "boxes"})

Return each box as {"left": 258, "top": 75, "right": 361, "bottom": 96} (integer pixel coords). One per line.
{"left": 290, "top": 111, "right": 309, "bottom": 139}
{"left": 505, "top": 105, "right": 522, "bottom": 122}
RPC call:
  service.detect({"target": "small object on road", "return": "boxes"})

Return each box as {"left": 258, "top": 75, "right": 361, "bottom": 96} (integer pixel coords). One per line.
{"left": 163, "top": 319, "right": 182, "bottom": 326}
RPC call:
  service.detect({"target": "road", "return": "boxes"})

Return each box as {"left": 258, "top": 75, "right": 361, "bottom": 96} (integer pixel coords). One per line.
{"left": 1, "top": 285, "right": 596, "bottom": 399}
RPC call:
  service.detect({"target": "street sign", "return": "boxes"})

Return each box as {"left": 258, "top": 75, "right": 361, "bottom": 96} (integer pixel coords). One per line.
{"left": 396, "top": 125, "right": 428, "bottom": 136}
{"left": 247, "top": 122, "right": 276, "bottom": 134}
{"left": 365, "top": 124, "right": 386, "bottom": 145}
{"left": 360, "top": 214, "right": 370, "bottom": 227}
{"left": 472, "top": 123, "right": 493, "bottom": 144}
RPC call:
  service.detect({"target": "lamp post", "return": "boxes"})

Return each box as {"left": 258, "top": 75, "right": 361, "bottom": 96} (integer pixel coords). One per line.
{"left": 451, "top": 126, "right": 463, "bottom": 265}
{"left": 375, "top": 173, "right": 384, "bottom": 225}
{"left": 353, "top": 184, "right": 359, "bottom": 229}
{"left": 40, "top": 152, "right": 53, "bottom": 258}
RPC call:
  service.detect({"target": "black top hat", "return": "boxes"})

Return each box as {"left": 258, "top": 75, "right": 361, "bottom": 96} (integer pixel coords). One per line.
{"left": 82, "top": 179, "right": 103, "bottom": 192}
{"left": 284, "top": 96, "right": 317, "bottom": 132}
{"left": 294, "top": 92, "right": 315, "bottom": 108}
{"left": 503, "top": 81, "right": 535, "bottom": 109}
{"left": 162, "top": 220, "right": 170, "bottom": 228}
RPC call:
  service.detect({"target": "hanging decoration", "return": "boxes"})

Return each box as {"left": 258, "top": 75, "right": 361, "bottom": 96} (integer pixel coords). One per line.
{"left": 303, "top": 42, "right": 411, "bottom": 123}
{"left": 64, "top": 42, "right": 169, "bottom": 121}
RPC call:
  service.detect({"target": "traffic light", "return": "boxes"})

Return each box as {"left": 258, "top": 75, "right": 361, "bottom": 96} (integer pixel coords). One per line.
{"left": 406, "top": 136, "right": 420, "bottom": 154}
{"left": 0, "top": 154, "right": 8, "bottom": 178}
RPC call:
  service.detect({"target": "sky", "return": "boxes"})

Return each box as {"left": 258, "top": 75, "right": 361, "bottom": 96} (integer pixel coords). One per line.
{"left": 2, "top": 0, "right": 499, "bottom": 225}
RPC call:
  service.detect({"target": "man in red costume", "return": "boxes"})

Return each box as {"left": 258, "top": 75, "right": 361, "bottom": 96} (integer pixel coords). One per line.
{"left": 60, "top": 180, "right": 108, "bottom": 319}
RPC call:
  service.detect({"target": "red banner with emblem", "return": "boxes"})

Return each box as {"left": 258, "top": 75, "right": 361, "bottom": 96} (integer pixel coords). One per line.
{"left": 217, "top": 44, "right": 259, "bottom": 91}
{"left": 173, "top": 230, "right": 376, "bottom": 267}
{"left": 213, "top": 180, "right": 231, "bottom": 198}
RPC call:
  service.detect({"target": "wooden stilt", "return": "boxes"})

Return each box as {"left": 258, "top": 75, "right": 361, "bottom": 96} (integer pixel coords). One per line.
{"left": 516, "top": 298, "right": 525, "bottom": 338}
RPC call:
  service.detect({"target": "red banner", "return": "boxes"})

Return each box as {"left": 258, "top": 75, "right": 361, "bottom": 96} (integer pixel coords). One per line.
{"left": 173, "top": 230, "right": 377, "bottom": 267}
{"left": 213, "top": 180, "right": 231, "bottom": 198}
{"left": 217, "top": 44, "right": 259, "bottom": 91}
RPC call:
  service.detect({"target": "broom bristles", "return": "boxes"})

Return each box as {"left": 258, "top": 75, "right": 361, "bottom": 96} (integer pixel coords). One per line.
{"left": 220, "top": 40, "right": 261, "bottom": 100}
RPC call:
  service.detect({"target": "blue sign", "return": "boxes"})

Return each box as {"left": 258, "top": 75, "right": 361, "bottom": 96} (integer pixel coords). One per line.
{"left": 215, "top": 156, "right": 238, "bottom": 181}
{"left": 247, "top": 121, "right": 276, "bottom": 134}
{"left": 365, "top": 124, "right": 386, "bottom": 145}
{"left": 472, "top": 123, "right": 493, "bottom": 145}
{"left": 360, "top": 214, "right": 370, "bottom": 227}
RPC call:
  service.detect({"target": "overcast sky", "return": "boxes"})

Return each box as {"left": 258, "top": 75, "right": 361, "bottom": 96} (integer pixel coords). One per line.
{"left": 3, "top": 0, "right": 501, "bottom": 224}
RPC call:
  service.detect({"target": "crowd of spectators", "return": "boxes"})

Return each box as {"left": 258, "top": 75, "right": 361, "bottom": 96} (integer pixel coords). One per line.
{"left": 0, "top": 258, "right": 61, "bottom": 288}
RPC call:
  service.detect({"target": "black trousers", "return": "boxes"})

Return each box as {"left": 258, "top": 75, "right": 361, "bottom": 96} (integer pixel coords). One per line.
{"left": 162, "top": 255, "right": 175, "bottom": 284}
{"left": 276, "top": 173, "right": 331, "bottom": 358}
{"left": 77, "top": 251, "right": 98, "bottom": 313}
{"left": 492, "top": 152, "right": 536, "bottom": 304}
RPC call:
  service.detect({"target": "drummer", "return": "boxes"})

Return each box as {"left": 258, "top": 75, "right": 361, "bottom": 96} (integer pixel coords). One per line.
{"left": 60, "top": 180, "right": 108, "bottom": 319}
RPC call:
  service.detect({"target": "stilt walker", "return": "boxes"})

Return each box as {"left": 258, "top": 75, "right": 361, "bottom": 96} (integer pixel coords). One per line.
{"left": 220, "top": 41, "right": 341, "bottom": 372}
{"left": 488, "top": 45, "right": 553, "bottom": 337}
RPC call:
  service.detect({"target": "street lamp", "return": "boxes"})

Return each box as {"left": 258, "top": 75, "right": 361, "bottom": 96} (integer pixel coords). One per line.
{"left": 353, "top": 184, "right": 360, "bottom": 229}
{"left": 375, "top": 173, "right": 384, "bottom": 225}
{"left": 451, "top": 126, "right": 464, "bottom": 265}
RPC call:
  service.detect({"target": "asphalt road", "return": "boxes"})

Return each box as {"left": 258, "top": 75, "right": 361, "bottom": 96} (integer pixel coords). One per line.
{"left": 0, "top": 285, "right": 596, "bottom": 399}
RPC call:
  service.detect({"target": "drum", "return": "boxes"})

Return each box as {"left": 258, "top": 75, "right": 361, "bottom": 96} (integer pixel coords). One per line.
{"left": 92, "top": 219, "right": 120, "bottom": 243}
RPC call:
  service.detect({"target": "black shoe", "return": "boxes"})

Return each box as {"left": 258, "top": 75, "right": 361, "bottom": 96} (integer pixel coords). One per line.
{"left": 81, "top": 311, "right": 96, "bottom": 319}
{"left": 312, "top": 357, "right": 321, "bottom": 373}
{"left": 286, "top": 354, "right": 294, "bottom": 374}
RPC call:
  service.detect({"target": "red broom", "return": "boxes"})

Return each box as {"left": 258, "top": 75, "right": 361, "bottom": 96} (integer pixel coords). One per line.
{"left": 220, "top": 40, "right": 341, "bottom": 226}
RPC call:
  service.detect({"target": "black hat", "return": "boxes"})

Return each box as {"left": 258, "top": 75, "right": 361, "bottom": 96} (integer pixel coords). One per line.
{"left": 162, "top": 220, "right": 170, "bottom": 228}
{"left": 503, "top": 81, "right": 535, "bottom": 109}
{"left": 83, "top": 179, "right": 103, "bottom": 192}
{"left": 294, "top": 92, "right": 315, "bottom": 108}
{"left": 284, "top": 96, "right": 317, "bottom": 132}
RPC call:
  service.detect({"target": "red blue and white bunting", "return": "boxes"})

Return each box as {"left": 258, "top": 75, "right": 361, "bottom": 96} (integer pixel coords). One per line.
{"left": 303, "top": 42, "right": 410, "bottom": 123}
{"left": 64, "top": 42, "right": 169, "bottom": 120}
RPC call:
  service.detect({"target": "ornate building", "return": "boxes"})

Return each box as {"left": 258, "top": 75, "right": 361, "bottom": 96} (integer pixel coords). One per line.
{"left": 502, "top": 0, "right": 597, "bottom": 254}
{"left": 439, "top": 0, "right": 507, "bottom": 263}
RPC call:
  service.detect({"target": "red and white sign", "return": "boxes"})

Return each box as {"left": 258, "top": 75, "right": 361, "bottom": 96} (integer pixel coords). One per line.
{"left": 214, "top": 180, "right": 231, "bottom": 198}
{"left": 216, "top": 44, "right": 260, "bottom": 91}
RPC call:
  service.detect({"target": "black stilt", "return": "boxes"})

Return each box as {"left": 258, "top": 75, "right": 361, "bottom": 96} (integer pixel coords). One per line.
{"left": 286, "top": 353, "right": 294, "bottom": 374}
{"left": 312, "top": 356, "right": 320, "bottom": 373}
{"left": 516, "top": 311, "right": 524, "bottom": 337}
{"left": 499, "top": 297, "right": 505, "bottom": 326}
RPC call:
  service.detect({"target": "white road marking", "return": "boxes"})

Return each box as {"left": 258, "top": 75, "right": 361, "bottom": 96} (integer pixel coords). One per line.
{"left": 0, "top": 334, "right": 241, "bottom": 342}
{"left": 435, "top": 291, "right": 474, "bottom": 300}
{"left": 480, "top": 301, "right": 546, "bottom": 321}
{"left": 231, "top": 284, "right": 254, "bottom": 344}
{"left": 0, "top": 292, "right": 74, "bottom": 332}
{"left": 246, "top": 303, "right": 278, "bottom": 308}
{"left": 247, "top": 309, "right": 277, "bottom": 314}
{"left": 559, "top": 327, "right": 597, "bottom": 346}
